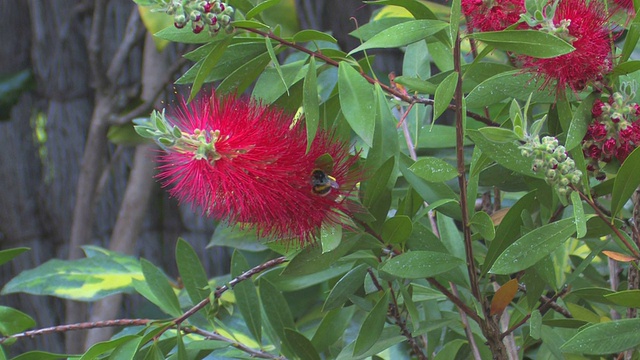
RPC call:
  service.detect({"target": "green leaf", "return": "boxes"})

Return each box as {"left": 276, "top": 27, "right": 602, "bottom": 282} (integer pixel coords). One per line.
{"left": 368, "top": 0, "right": 438, "bottom": 20}
{"left": 1, "top": 255, "right": 142, "bottom": 301}
{"left": 259, "top": 278, "right": 296, "bottom": 357}
{"left": 217, "top": 52, "right": 272, "bottom": 95}
{"left": 393, "top": 76, "right": 437, "bottom": 94}
{"left": 604, "top": 290, "right": 640, "bottom": 308}
{"left": 321, "top": 222, "right": 342, "bottom": 253}
{"left": 470, "top": 211, "right": 495, "bottom": 240}
{"left": 245, "top": 0, "right": 281, "bottom": 19}
{"left": 323, "top": 264, "right": 369, "bottom": 311}
{"left": 478, "top": 127, "right": 520, "bottom": 143}
{"left": 0, "top": 247, "right": 29, "bottom": 266}
{"left": 348, "top": 20, "right": 448, "bottom": 55}
{"left": 231, "top": 250, "right": 262, "bottom": 342}
{"left": 381, "top": 251, "right": 465, "bottom": 279}
{"left": 231, "top": 20, "right": 270, "bottom": 29}
{"left": 353, "top": 291, "right": 390, "bottom": 356}
{"left": 409, "top": 157, "right": 458, "bottom": 182}
{"left": 530, "top": 309, "right": 542, "bottom": 340}
{"left": 140, "top": 259, "right": 182, "bottom": 317}
{"left": 621, "top": 16, "right": 640, "bottom": 63}
{"left": 11, "top": 351, "right": 69, "bottom": 360}
{"left": 381, "top": 216, "right": 413, "bottom": 245}
{"left": 469, "top": 30, "right": 574, "bottom": 58}
{"left": 189, "top": 36, "right": 232, "bottom": 102}
{"left": 565, "top": 93, "right": 596, "bottom": 151}
{"left": 611, "top": 146, "right": 640, "bottom": 218}
{"left": 265, "top": 36, "right": 288, "bottom": 96}
{"left": 312, "top": 307, "right": 356, "bottom": 352}
{"left": 293, "top": 29, "right": 338, "bottom": 43}
{"left": 80, "top": 335, "right": 140, "bottom": 360}
{"left": 208, "top": 222, "right": 268, "bottom": 252}
{"left": 175, "top": 238, "right": 210, "bottom": 305}
{"left": 489, "top": 217, "right": 576, "bottom": 274}
{"left": 467, "top": 129, "right": 542, "bottom": 178}
{"left": 285, "top": 329, "right": 321, "bottom": 360}
{"left": 402, "top": 40, "right": 431, "bottom": 78}
{"left": 338, "top": 63, "right": 376, "bottom": 147}
{"left": 399, "top": 155, "right": 461, "bottom": 220}
{"left": 433, "top": 339, "right": 467, "bottom": 360}
{"left": 433, "top": 72, "right": 458, "bottom": 120}
{"left": 304, "top": 56, "right": 319, "bottom": 152}
{"left": 483, "top": 190, "right": 537, "bottom": 274}
{"left": 0, "top": 306, "right": 35, "bottom": 336}
{"left": 109, "top": 335, "right": 143, "bottom": 359}
{"left": 466, "top": 70, "right": 556, "bottom": 108}
{"left": 570, "top": 191, "right": 587, "bottom": 239}
{"left": 561, "top": 318, "right": 640, "bottom": 355}
{"left": 282, "top": 234, "right": 359, "bottom": 276}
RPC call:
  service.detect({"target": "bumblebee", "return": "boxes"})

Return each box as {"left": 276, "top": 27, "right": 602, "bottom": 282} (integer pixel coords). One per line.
{"left": 310, "top": 169, "right": 339, "bottom": 196}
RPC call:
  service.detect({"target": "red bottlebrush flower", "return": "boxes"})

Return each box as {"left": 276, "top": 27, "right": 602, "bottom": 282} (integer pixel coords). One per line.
{"left": 520, "top": 0, "right": 613, "bottom": 94}
{"left": 603, "top": 137, "right": 617, "bottom": 155}
{"left": 592, "top": 99, "right": 605, "bottom": 117}
{"left": 586, "top": 144, "right": 602, "bottom": 159}
{"left": 619, "top": 126, "right": 635, "bottom": 142}
{"left": 156, "top": 92, "right": 361, "bottom": 246}
{"left": 462, "top": 0, "right": 525, "bottom": 32}
{"left": 616, "top": 141, "right": 634, "bottom": 161}
{"left": 586, "top": 121, "right": 608, "bottom": 141}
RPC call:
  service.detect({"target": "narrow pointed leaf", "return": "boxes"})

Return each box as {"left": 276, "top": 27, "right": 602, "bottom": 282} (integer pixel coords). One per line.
{"left": 611, "top": 146, "right": 640, "bottom": 218}
{"left": 570, "top": 191, "right": 587, "bottom": 238}
{"left": 0, "top": 306, "right": 35, "bottom": 336}
{"left": 176, "top": 238, "right": 210, "bottom": 305}
{"left": 338, "top": 63, "right": 375, "bottom": 147}
{"left": 490, "top": 217, "right": 576, "bottom": 274}
{"left": 304, "top": 56, "right": 319, "bottom": 152}
{"left": 348, "top": 20, "right": 448, "bottom": 55}
{"left": 381, "top": 216, "right": 413, "bottom": 245}
{"left": 561, "top": 318, "right": 640, "bottom": 355}
{"left": 409, "top": 157, "right": 458, "bottom": 182}
{"left": 140, "top": 258, "right": 182, "bottom": 317}
{"left": 433, "top": 72, "right": 458, "bottom": 120}
{"left": 490, "top": 278, "right": 519, "bottom": 316}
{"left": 231, "top": 251, "right": 262, "bottom": 342}
{"left": 469, "top": 30, "right": 574, "bottom": 58}
{"left": 285, "top": 329, "right": 321, "bottom": 360}
{"left": 0, "top": 247, "right": 29, "bottom": 266}
{"left": 189, "top": 36, "right": 232, "bottom": 102}
{"left": 381, "top": 251, "right": 465, "bottom": 279}
{"left": 323, "top": 264, "right": 368, "bottom": 311}
{"left": 353, "top": 291, "right": 390, "bottom": 356}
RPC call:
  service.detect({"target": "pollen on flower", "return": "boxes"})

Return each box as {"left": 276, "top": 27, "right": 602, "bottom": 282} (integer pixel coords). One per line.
{"left": 519, "top": 0, "right": 614, "bottom": 94}
{"left": 155, "top": 91, "right": 362, "bottom": 247}
{"left": 462, "top": 0, "right": 525, "bottom": 32}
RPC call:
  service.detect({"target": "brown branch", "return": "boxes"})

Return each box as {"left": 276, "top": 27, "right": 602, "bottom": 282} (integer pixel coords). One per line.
{"left": 453, "top": 33, "right": 481, "bottom": 304}
{"left": 0, "top": 319, "right": 153, "bottom": 344}
{"left": 236, "top": 26, "right": 498, "bottom": 127}
{"left": 388, "top": 284, "right": 428, "bottom": 360}
{"left": 165, "top": 256, "right": 287, "bottom": 335}
{"left": 426, "top": 278, "right": 482, "bottom": 324}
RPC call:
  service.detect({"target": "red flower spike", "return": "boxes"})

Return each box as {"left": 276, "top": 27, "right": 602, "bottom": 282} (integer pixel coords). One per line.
{"left": 520, "top": 0, "right": 613, "bottom": 94}
{"left": 156, "top": 92, "right": 362, "bottom": 246}
{"left": 603, "top": 137, "right": 617, "bottom": 155}
{"left": 592, "top": 99, "right": 604, "bottom": 117}
{"left": 462, "top": 0, "right": 525, "bottom": 32}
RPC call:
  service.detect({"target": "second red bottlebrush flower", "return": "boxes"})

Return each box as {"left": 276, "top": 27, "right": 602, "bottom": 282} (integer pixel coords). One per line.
{"left": 519, "top": 0, "right": 614, "bottom": 94}
{"left": 135, "top": 91, "right": 361, "bottom": 246}
{"left": 462, "top": 0, "right": 525, "bottom": 32}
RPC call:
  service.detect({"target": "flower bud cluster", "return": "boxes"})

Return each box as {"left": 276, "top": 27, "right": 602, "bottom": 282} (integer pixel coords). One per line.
{"left": 582, "top": 88, "right": 640, "bottom": 180}
{"left": 520, "top": 136, "right": 582, "bottom": 196}
{"left": 165, "top": 0, "right": 234, "bottom": 36}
